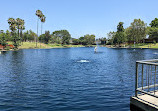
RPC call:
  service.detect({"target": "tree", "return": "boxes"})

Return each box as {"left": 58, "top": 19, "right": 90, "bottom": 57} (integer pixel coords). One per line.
{"left": 99, "top": 37, "right": 106, "bottom": 45}
{"left": 117, "top": 22, "right": 124, "bottom": 32}
{"left": 8, "top": 18, "right": 19, "bottom": 49}
{"left": 35, "top": 10, "right": 43, "bottom": 47}
{"left": 52, "top": 30, "right": 71, "bottom": 45}
{"left": 0, "top": 32, "right": 6, "bottom": 49}
{"left": 115, "top": 22, "right": 126, "bottom": 45}
{"left": 79, "top": 36, "right": 84, "bottom": 45}
{"left": 40, "top": 13, "right": 46, "bottom": 47}
{"left": 128, "top": 19, "right": 147, "bottom": 43}
{"left": 147, "top": 27, "right": 158, "bottom": 39}
{"left": 16, "top": 18, "right": 25, "bottom": 43}
{"left": 150, "top": 18, "right": 158, "bottom": 27}
{"left": 45, "top": 31, "right": 51, "bottom": 44}
{"left": 5, "top": 30, "right": 11, "bottom": 41}
{"left": 148, "top": 18, "right": 158, "bottom": 40}
{"left": 23, "top": 30, "right": 36, "bottom": 42}
{"left": 72, "top": 39, "right": 80, "bottom": 45}
{"left": 83, "top": 34, "right": 95, "bottom": 45}
{"left": 107, "top": 31, "right": 115, "bottom": 45}
{"left": 125, "top": 27, "right": 133, "bottom": 43}
{"left": 40, "top": 14, "right": 46, "bottom": 35}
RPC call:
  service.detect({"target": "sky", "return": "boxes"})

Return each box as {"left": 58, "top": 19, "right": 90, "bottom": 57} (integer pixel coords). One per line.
{"left": 0, "top": 0, "right": 158, "bottom": 38}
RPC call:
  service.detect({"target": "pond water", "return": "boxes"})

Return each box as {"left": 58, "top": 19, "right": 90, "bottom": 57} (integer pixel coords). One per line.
{"left": 0, "top": 47, "right": 158, "bottom": 111}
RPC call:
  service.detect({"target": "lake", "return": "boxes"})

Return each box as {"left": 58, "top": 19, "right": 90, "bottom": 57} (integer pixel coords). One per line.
{"left": 0, "top": 47, "right": 158, "bottom": 111}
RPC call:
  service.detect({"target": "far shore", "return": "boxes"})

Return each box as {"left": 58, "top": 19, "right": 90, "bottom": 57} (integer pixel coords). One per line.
{"left": 0, "top": 42, "right": 97, "bottom": 51}
{"left": 2, "top": 42, "right": 158, "bottom": 52}
{"left": 104, "top": 43, "right": 158, "bottom": 49}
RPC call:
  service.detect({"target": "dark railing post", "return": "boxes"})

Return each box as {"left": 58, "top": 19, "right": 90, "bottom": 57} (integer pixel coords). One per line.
{"left": 135, "top": 62, "right": 138, "bottom": 97}
{"left": 142, "top": 64, "right": 143, "bottom": 90}
{"left": 154, "top": 66, "right": 156, "bottom": 94}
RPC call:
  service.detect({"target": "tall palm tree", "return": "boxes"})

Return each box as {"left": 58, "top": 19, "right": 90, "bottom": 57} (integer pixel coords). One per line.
{"left": 40, "top": 15, "right": 46, "bottom": 46}
{"left": 19, "top": 19, "right": 25, "bottom": 44}
{"left": 16, "top": 18, "right": 21, "bottom": 40}
{"left": 15, "top": 18, "right": 25, "bottom": 44}
{"left": 35, "top": 10, "right": 43, "bottom": 48}
{"left": 8, "top": 18, "right": 18, "bottom": 48}
{"left": 41, "top": 15, "right": 46, "bottom": 36}
{"left": 8, "top": 18, "right": 16, "bottom": 34}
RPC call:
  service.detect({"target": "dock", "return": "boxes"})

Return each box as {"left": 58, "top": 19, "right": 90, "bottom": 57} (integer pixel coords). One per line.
{"left": 130, "top": 59, "right": 158, "bottom": 111}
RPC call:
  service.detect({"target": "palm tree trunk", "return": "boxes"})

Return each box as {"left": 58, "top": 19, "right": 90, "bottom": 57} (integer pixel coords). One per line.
{"left": 40, "top": 22, "right": 42, "bottom": 48}
{"left": 36, "top": 18, "right": 39, "bottom": 48}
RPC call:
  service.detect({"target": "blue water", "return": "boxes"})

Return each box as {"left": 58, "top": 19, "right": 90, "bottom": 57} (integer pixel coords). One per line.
{"left": 0, "top": 47, "right": 158, "bottom": 111}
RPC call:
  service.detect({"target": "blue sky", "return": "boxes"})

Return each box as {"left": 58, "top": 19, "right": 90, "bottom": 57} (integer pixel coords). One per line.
{"left": 0, "top": 0, "right": 158, "bottom": 38}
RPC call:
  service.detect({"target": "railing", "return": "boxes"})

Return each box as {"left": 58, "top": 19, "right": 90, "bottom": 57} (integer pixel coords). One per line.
{"left": 135, "top": 59, "right": 158, "bottom": 98}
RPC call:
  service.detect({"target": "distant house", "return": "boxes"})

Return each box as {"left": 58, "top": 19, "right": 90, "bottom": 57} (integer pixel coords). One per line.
{"left": 0, "top": 45, "right": 5, "bottom": 50}
{"left": 0, "top": 44, "right": 14, "bottom": 50}
{"left": 143, "top": 38, "right": 158, "bottom": 43}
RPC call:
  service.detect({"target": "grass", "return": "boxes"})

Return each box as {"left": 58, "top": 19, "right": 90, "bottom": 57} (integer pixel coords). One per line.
{"left": 7, "top": 42, "right": 86, "bottom": 49}
{"left": 124, "top": 43, "right": 158, "bottom": 48}
{"left": 48, "top": 44, "right": 85, "bottom": 48}
{"left": 139, "top": 43, "right": 158, "bottom": 48}
{"left": 18, "top": 42, "right": 52, "bottom": 49}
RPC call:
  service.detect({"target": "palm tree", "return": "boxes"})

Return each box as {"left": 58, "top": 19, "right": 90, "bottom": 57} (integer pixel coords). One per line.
{"left": 8, "top": 18, "right": 18, "bottom": 49}
{"left": 19, "top": 19, "right": 25, "bottom": 44}
{"left": 16, "top": 18, "right": 21, "bottom": 40}
{"left": 35, "top": 10, "right": 43, "bottom": 48}
{"left": 15, "top": 18, "right": 25, "bottom": 44}
{"left": 8, "top": 18, "right": 16, "bottom": 34}
{"left": 40, "top": 15, "right": 46, "bottom": 46}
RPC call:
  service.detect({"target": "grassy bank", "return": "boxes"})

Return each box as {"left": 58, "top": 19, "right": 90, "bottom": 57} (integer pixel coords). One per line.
{"left": 127, "top": 43, "right": 158, "bottom": 48}
{"left": 106, "top": 43, "right": 158, "bottom": 49}
{"left": 16, "top": 42, "right": 85, "bottom": 49}
{"left": 139, "top": 43, "right": 158, "bottom": 48}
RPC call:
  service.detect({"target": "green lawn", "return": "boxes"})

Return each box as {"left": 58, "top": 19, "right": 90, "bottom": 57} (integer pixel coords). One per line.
{"left": 6, "top": 42, "right": 85, "bottom": 49}
{"left": 139, "top": 43, "right": 158, "bottom": 48}
{"left": 127, "top": 43, "right": 158, "bottom": 48}
{"left": 18, "top": 42, "right": 51, "bottom": 49}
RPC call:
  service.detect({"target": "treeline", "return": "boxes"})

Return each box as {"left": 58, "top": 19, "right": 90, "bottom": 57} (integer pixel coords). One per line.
{"left": 0, "top": 29, "right": 96, "bottom": 45}
{"left": 72, "top": 34, "right": 95, "bottom": 45}
{"left": 107, "top": 18, "right": 158, "bottom": 46}
{"left": 0, "top": 10, "right": 96, "bottom": 50}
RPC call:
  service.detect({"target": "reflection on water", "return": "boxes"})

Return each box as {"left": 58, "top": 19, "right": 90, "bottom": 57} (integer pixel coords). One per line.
{"left": 0, "top": 47, "right": 157, "bottom": 111}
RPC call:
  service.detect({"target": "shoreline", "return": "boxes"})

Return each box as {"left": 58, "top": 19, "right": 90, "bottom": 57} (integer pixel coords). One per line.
{"left": 0, "top": 45, "right": 87, "bottom": 52}
{"left": 2, "top": 45, "right": 158, "bottom": 52}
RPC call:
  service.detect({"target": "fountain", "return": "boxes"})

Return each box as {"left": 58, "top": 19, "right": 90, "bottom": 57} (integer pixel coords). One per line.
{"left": 77, "top": 60, "right": 90, "bottom": 63}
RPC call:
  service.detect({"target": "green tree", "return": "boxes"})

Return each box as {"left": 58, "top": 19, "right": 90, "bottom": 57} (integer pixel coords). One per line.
{"left": 8, "top": 18, "right": 20, "bottom": 49}
{"left": 83, "top": 34, "right": 95, "bottom": 45}
{"left": 0, "top": 32, "right": 7, "bottom": 49}
{"left": 127, "top": 19, "right": 147, "bottom": 43}
{"left": 72, "top": 39, "right": 80, "bottom": 45}
{"left": 5, "top": 30, "right": 11, "bottom": 41}
{"left": 150, "top": 18, "right": 158, "bottom": 27}
{"left": 79, "top": 36, "right": 84, "bottom": 45}
{"left": 39, "top": 31, "right": 51, "bottom": 44}
{"left": 23, "top": 30, "right": 36, "bottom": 42}
{"left": 117, "top": 22, "right": 124, "bottom": 32}
{"left": 107, "top": 31, "right": 115, "bottom": 45}
{"left": 16, "top": 18, "right": 25, "bottom": 43}
{"left": 148, "top": 18, "right": 158, "bottom": 40}
{"left": 52, "top": 30, "right": 71, "bottom": 45}
{"left": 115, "top": 22, "right": 126, "bottom": 45}
{"left": 125, "top": 27, "right": 133, "bottom": 43}
{"left": 51, "top": 31, "right": 62, "bottom": 44}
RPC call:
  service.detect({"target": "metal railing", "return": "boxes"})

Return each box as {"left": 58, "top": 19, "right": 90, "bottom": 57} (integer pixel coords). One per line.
{"left": 135, "top": 59, "right": 158, "bottom": 98}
